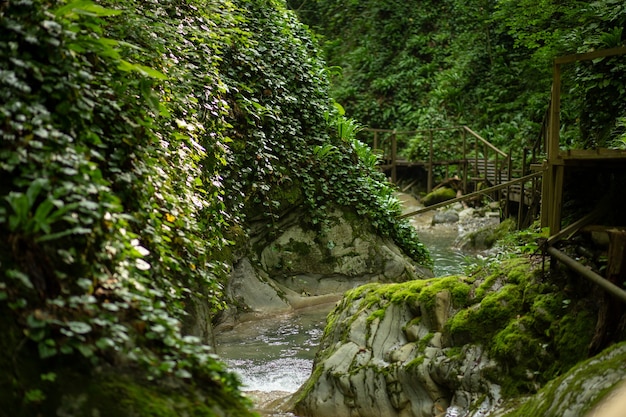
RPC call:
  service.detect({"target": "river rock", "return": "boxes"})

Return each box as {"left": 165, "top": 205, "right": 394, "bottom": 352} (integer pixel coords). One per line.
{"left": 218, "top": 207, "right": 433, "bottom": 325}
{"left": 432, "top": 210, "right": 459, "bottom": 225}
{"left": 290, "top": 256, "right": 613, "bottom": 417}
{"left": 228, "top": 257, "right": 291, "bottom": 313}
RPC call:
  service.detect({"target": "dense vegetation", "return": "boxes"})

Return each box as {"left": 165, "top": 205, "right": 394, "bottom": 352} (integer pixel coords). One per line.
{"left": 0, "top": 0, "right": 429, "bottom": 414}
{"left": 289, "top": 0, "right": 626, "bottom": 153}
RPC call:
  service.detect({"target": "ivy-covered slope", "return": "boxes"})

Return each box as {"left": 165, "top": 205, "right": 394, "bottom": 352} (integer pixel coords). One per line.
{"left": 291, "top": 0, "right": 626, "bottom": 152}
{"left": 219, "top": 0, "right": 430, "bottom": 266}
{"left": 0, "top": 0, "right": 429, "bottom": 414}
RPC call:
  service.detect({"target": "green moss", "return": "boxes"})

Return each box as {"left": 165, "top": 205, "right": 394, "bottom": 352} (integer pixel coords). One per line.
{"left": 503, "top": 342, "right": 626, "bottom": 417}
{"left": 529, "top": 293, "right": 563, "bottom": 327}
{"left": 418, "top": 332, "right": 435, "bottom": 351}
{"left": 367, "top": 308, "right": 386, "bottom": 324}
{"left": 405, "top": 355, "right": 425, "bottom": 370}
{"left": 551, "top": 308, "right": 595, "bottom": 371}
{"left": 474, "top": 272, "right": 500, "bottom": 300}
{"left": 444, "top": 346, "right": 462, "bottom": 358}
{"left": 417, "top": 275, "right": 471, "bottom": 310}
{"left": 422, "top": 187, "right": 456, "bottom": 206}
{"left": 448, "top": 283, "right": 523, "bottom": 345}
{"left": 490, "top": 316, "right": 554, "bottom": 395}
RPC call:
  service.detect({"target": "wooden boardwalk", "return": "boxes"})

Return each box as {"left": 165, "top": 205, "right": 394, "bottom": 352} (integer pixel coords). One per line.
{"left": 361, "top": 125, "right": 541, "bottom": 228}
{"left": 365, "top": 46, "right": 626, "bottom": 312}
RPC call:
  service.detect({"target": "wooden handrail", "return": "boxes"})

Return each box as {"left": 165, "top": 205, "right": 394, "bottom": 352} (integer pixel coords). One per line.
{"left": 462, "top": 126, "right": 508, "bottom": 158}
{"left": 364, "top": 127, "right": 464, "bottom": 134}
{"left": 554, "top": 46, "right": 626, "bottom": 65}
{"left": 399, "top": 171, "right": 543, "bottom": 218}
{"left": 546, "top": 246, "right": 626, "bottom": 304}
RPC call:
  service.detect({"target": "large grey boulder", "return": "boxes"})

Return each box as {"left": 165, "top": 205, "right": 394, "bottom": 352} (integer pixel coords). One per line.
{"left": 218, "top": 207, "right": 432, "bottom": 325}
{"left": 289, "top": 256, "right": 622, "bottom": 417}
{"left": 290, "top": 278, "right": 502, "bottom": 417}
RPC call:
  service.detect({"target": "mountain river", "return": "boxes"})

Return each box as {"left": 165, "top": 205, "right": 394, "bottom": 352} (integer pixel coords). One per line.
{"left": 215, "top": 194, "right": 479, "bottom": 416}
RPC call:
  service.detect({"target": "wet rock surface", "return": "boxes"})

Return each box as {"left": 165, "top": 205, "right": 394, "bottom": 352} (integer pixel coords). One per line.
{"left": 217, "top": 206, "right": 433, "bottom": 328}
{"left": 290, "top": 280, "right": 503, "bottom": 417}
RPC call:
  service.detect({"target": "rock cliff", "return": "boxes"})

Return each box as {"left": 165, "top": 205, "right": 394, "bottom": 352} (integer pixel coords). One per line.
{"left": 218, "top": 207, "right": 433, "bottom": 327}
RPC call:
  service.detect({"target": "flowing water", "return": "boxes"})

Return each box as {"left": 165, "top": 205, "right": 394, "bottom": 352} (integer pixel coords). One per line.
{"left": 216, "top": 305, "right": 328, "bottom": 394}
{"left": 216, "top": 194, "right": 479, "bottom": 414}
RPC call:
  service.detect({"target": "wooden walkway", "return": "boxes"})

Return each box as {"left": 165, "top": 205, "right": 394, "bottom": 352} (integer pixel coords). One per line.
{"left": 364, "top": 46, "right": 626, "bottom": 314}
{"left": 360, "top": 125, "right": 541, "bottom": 228}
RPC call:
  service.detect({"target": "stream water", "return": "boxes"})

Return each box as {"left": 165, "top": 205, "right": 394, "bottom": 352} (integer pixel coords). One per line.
{"left": 215, "top": 194, "right": 479, "bottom": 414}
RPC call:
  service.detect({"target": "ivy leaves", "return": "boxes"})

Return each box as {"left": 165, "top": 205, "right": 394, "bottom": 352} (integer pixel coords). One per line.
{"left": 215, "top": 0, "right": 430, "bottom": 265}
{"left": 0, "top": 0, "right": 244, "bottom": 400}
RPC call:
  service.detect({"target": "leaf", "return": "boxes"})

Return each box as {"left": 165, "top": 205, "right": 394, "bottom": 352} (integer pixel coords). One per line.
{"left": 117, "top": 60, "right": 168, "bottom": 80}
{"left": 5, "top": 192, "right": 29, "bottom": 231}
{"left": 135, "top": 259, "right": 151, "bottom": 271}
{"left": 67, "top": 321, "right": 92, "bottom": 334}
{"left": 76, "top": 344, "right": 94, "bottom": 358}
{"left": 33, "top": 199, "right": 55, "bottom": 233}
{"left": 95, "top": 337, "right": 115, "bottom": 350}
{"left": 26, "top": 178, "right": 48, "bottom": 207}
{"left": 38, "top": 339, "right": 58, "bottom": 359}
{"left": 40, "top": 372, "right": 57, "bottom": 382}
{"left": 175, "top": 368, "right": 192, "bottom": 379}
{"left": 6, "top": 269, "right": 33, "bottom": 289}
{"left": 54, "top": 0, "right": 122, "bottom": 19}
{"left": 35, "top": 226, "right": 91, "bottom": 242}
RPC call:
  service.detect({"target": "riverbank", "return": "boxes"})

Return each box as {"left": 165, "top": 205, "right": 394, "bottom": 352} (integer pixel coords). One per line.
{"left": 216, "top": 194, "right": 493, "bottom": 416}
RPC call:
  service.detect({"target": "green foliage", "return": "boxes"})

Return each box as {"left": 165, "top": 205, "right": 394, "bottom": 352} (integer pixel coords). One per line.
{"left": 0, "top": 0, "right": 248, "bottom": 407}
{"left": 218, "top": 0, "right": 429, "bottom": 265}
{"left": 1, "top": 0, "right": 433, "bottom": 409}
{"left": 292, "top": 0, "right": 626, "bottom": 156}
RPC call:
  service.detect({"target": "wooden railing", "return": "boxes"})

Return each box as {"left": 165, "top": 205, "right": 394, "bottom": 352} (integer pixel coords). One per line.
{"left": 359, "top": 125, "right": 543, "bottom": 227}
{"left": 360, "top": 125, "right": 511, "bottom": 193}
{"left": 541, "top": 45, "right": 626, "bottom": 235}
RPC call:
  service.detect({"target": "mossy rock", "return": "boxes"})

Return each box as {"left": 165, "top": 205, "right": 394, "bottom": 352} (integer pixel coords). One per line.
{"left": 502, "top": 342, "right": 626, "bottom": 417}
{"left": 459, "top": 217, "right": 516, "bottom": 250}
{"left": 422, "top": 187, "right": 456, "bottom": 207}
{"left": 445, "top": 257, "right": 597, "bottom": 396}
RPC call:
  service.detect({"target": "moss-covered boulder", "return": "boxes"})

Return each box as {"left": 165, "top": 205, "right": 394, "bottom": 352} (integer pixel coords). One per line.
{"left": 290, "top": 257, "right": 601, "bottom": 417}
{"left": 458, "top": 218, "right": 516, "bottom": 251}
{"left": 500, "top": 341, "right": 626, "bottom": 417}
{"left": 422, "top": 187, "right": 457, "bottom": 207}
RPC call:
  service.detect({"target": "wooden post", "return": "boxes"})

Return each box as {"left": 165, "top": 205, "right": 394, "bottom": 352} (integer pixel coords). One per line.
{"left": 483, "top": 143, "right": 488, "bottom": 184}
{"left": 541, "top": 60, "right": 563, "bottom": 234}
{"left": 391, "top": 130, "right": 397, "bottom": 183}
{"left": 427, "top": 130, "right": 434, "bottom": 193}
{"left": 474, "top": 135, "right": 478, "bottom": 184}
{"left": 373, "top": 131, "right": 379, "bottom": 151}
{"left": 462, "top": 128, "right": 468, "bottom": 194}
{"left": 518, "top": 149, "right": 527, "bottom": 228}
{"left": 589, "top": 230, "right": 626, "bottom": 355}
{"left": 495, "top": 152, "right": 500, "bottom": 203}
